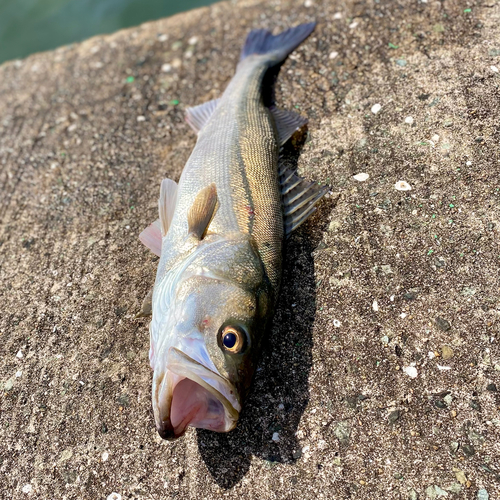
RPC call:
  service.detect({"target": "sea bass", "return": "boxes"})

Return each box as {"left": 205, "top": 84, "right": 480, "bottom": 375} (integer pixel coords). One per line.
{"left": 138, "top": 22, "right": 327, "bottom": 440}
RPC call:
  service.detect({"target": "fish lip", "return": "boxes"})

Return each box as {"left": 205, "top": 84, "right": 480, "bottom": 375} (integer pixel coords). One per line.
{"left": 153, "top": 347, "right": 241, "bottom": 439}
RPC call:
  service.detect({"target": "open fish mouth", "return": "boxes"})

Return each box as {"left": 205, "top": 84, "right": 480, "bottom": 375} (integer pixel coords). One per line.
{"left": 153, "top": 347, "right": 241, "bottom": 440}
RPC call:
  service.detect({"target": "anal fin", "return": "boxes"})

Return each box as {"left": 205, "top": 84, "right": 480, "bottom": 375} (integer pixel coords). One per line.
{"left": 186, "top": 98, "right": 220, "bottom": 134}
{"left": 270, "top": 106, "right": 308, "bottom": 146}
{"left": 188, "top": 183, "right": 218, "bottom": 239}
{"left": 279, "top": 164, "right": 328, "bottom": 236}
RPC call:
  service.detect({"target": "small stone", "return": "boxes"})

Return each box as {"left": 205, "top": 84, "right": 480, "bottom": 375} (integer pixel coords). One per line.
{"left": 388, "top": 410, "right": 400, "bottom": 424}
{"left": 435, "top": 317, "right": 451, "bottom": 332}
{"left": 304, "top": 0, "right": 314, "bottom": 6}
{"left": 102, "top": 452, "right": 109, "bottom": 461}
{"left": 22, "top": 484, "right": 32, "bottom": 494}
{"left": 453, "top": 467, "right": 467, "bottom": 485}
{"left": 449, "top": 441, "right": 459, "bottom": 454}
{"left": 447, "top": 483, "right": 462, "bottom": 494}
{"left": 329, "top": 51, "right": 339, "bottom": 59}
{"left": 396, "top": 59, "right": 407, "bottom": 67}
{"left": 470, "top": 399, "right": 481, "bottom": 411}
{"left": 405, "top": 116, "right": 414, "bottom": 124}
{"left": 404, "top": 292, "right": 417, "bottom": 301}
{"left": 334, "top": 420, "right": 351, "bottom": 446}
{"left": 425, "top": 485, "right": 448, "bottom": 499}
{"left": 381, "top": 265, "right": 393, "bottom": 275}
{"left": 491, "top": 66, "right": 499, "bottom": 73}
{"left": 441, "top": 346, "right": 454, "bottom": 359}
{"left": 462, "top": 444, "right": 475, "bottom": 456}
{"left": 272, "top": 432, "right": 280, "bottom": 442}
{"left": 328, "top": 220, "right": 341, "bottom": 232}
{"left": 4, "top": 378, "right": 14, "bottom": 391}
{"left": 486, "top": 383, "right": 497, "bottom": 392}
{"left": 443, "top": 394, "right": 453, "bottom": 406}
{"left": 161, "top": 63, "right": 172, "bottom": 73}
{"left": 353, "top": 172, "right": 369, "bottom": 182}
{"left": 137, "top": 115, "right": 146, "bottom": 122}
{"left": 107, "top": 494, "right": 122, "bottom": 500}
{"left": 403, "top": 366, "right": 418, "bottom": 378}
{"left": 188, "top": 36, "right": 198, "bottom": 45}
{"left": 371, "top": 103, "right": 382, "bottom": 114}
{"left": 372, "top": 300, "right": 379, "bottom": 312}
{"left": 381, "top": 335, "right": 389, "bottom": 345}
{"left": 16, "top": 350, "right": 23, "bottom": 358}
{"left": 477, "top": 489, "right": 489, "bottom": 500}
{"left": 408, "top": 488, "right": 418, "bottom": 500}
{"left": 333, "top": 319, "right": 341, "bottom": 328}
{"left": 395, "top": 180, "right": 412, "bottom": 191}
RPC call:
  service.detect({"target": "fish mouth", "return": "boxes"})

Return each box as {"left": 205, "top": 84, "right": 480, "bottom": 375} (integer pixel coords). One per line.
{"left": 153, "top": 347, "right": 241, "bottom": 440}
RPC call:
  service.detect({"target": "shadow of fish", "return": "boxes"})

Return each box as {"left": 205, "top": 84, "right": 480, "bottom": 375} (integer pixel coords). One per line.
{"left": 138, "top": 22, "right": 327, "bottom": 440}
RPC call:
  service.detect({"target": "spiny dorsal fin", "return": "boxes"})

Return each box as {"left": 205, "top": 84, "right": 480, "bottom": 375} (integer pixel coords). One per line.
{"left": 279, "top": 164, "right": 328, "bottom": 236}
{"left": 188, "top": 183, "right": 218, "bottom": 239}
{"left": 186, "top": 98, "right": 220, "bottom": 134}
{"left": 135, "top": 288, "right": 153, "bottom": 318}
{"left": 139, "top": 219, "right": 162, "bottom": 256}
{"left": 159, "top": 178, "right": 178, "bottom": 237}
{"left": 270, "top": 106, "right": 308, "bottom": 146}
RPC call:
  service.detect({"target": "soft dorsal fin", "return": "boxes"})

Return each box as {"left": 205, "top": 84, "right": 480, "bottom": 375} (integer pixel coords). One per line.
{"left": 270, "top": 107, "right": 308, "bottom": 146}
{"left": 188, "top": 183, "right": 218, "bottom": 239}
{"left": 159, "top": 178, "right": 178, "bottom": 237}
{"left": 186, "top": 98, "right": 220, "bottom": 134}
{"left": 139, "top": 219, "right": 162, "bottom": 256}
{"left": 279, "top": 164, "right": 328, "bottom": 236}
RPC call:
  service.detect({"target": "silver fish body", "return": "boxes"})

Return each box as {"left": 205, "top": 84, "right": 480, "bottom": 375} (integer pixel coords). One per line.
{"left": 140, "top": 22, "right": 325, "bottom": 440}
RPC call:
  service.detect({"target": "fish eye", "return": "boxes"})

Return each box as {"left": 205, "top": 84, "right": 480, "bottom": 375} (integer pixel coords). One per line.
{"left": 220, "top": 325, "right": 246, "bottom": 353}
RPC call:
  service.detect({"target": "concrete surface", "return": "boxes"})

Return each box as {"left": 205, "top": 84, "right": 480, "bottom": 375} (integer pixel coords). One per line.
{"left": 1, "top": 0, "right": 499, "bottom": 498}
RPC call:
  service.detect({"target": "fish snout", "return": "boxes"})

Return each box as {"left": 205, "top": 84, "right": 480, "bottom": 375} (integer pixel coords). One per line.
{"left": 151, "top": 347, "right": 241, "bottom": 440}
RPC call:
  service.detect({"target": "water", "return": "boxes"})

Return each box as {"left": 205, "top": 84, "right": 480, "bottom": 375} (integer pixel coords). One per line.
{"left": 0, "top": 0, "right": 216, "bottom": 65}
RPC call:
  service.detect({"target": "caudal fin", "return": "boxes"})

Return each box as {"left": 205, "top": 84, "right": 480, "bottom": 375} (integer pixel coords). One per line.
{"left": 240, "top": 22, "right": 316, "bottom": 64}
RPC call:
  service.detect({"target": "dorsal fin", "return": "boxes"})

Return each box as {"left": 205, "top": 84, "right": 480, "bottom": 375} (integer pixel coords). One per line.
{"left": 279, "top": 165, "right": 328, "bottom": 236}
{"left": 158, "top": 178, "right": 178, "bottom": 237}
{"left": 186, "top": 98, "right": 220, "bottom": 134}
{"left": 187, "top": 184, "right": 219, "bottom": 239}
{"left": 139, "top": 219, "right": 162, "bottom": 256}
{"left": 270, "top": 107, "right": 308, "bottom": 146}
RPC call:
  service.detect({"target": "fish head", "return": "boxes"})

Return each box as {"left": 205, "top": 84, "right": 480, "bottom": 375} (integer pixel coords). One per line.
{"left": 150, "top": 234, "right": 271, "bottom": 440}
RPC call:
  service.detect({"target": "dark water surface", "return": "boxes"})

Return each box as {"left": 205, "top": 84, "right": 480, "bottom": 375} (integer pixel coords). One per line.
{"left": 0, "top": 0, "right": 216, "bottom": 64}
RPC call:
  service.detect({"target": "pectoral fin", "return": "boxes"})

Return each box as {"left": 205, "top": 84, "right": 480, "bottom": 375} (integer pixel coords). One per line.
{"left": 139, "top": 219, "right": 162, "bottom": 256}
{"left": 135, "top": 288, "right": 153, "bottom": 318}
{"left": 187, "top": 183, "right": 218, "bottom": 239}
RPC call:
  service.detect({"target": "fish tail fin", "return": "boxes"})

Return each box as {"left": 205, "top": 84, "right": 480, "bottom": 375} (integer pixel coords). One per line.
{"left": 240, "top": 22, "right": 316, "bottom": 64}
{"left": 240, "top": 22, "right": 316, "bottom": 107}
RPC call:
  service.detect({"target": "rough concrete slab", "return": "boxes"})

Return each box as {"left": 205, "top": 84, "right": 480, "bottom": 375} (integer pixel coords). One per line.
{"left": 1, "top": 0, "right": 499, "bottom": 498}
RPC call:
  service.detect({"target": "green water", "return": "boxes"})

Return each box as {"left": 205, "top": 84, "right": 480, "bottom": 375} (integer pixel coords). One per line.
{"left": 0, "top": 0, "right": 216, "bottom": 64}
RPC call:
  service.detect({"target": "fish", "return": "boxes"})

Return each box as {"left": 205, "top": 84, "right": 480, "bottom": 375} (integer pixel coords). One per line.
{"left": 138, "top": 22, "right": 327, "bottom": 440}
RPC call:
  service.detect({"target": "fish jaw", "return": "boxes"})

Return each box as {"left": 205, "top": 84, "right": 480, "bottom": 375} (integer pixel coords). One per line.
{"left": 152, "top": 346, "right": 241, "bottom": 440}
